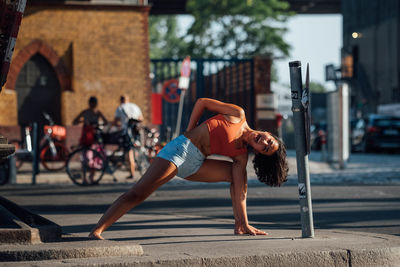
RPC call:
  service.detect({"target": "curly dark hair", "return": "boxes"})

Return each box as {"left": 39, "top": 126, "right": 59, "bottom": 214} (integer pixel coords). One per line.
{"left": 252, "top": 134, "right": 289, "bottom": 187}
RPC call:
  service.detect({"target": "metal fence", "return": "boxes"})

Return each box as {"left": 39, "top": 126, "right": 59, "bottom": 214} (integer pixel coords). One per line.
{"left": 151, "top": 58, "right": 254, "bottom": 141}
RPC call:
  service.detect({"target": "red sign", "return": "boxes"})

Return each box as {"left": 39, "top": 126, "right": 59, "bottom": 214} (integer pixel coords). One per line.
{"left": 162, "top": 79, "right": 181, "bottom": 103}
{"left": 151, "top": 93, "right": 162, "bottom": 125}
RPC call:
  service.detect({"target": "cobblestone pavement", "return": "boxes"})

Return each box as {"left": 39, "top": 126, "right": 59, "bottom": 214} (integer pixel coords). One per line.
{"left": 175, "top": 150, "right": 400, "bottom": 186}
{"left": 10, "top": 150, "right": 400, "bottom": 186}
{"left": 289, "top": 150, "right": 400, "bottom": 185}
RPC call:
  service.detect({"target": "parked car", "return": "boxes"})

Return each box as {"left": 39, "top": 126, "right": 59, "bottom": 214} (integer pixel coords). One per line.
{"left": 350, "top": 119, "right": 365, "bottom": 152}
{"left": 351, "top": 114, "right": 400, "bottom": 152}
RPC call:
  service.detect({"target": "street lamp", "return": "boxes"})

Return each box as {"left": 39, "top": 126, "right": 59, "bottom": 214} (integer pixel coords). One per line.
{"left": 352, "top": 32, "right": 362, "bottom": 39}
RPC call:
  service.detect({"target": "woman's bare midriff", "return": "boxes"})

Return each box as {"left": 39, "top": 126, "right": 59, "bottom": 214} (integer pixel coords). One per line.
{"left": 184, "top": 123, "right": 211, "bottom": 156}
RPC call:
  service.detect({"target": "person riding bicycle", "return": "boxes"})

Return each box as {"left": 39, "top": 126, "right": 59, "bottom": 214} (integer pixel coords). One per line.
{"left": 73, "top": 96, "right": 108, "bottom": 184}
{"left": 73, "top": 96, "right": 108, "bottom": 147}
{"left": 112, "top": 95, "right": 143, "bottom": 179}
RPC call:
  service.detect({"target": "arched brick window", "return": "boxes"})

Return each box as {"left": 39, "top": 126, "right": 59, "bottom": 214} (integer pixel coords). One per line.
{"left": 5, "top": 39, "right": 71, "bottom": 92}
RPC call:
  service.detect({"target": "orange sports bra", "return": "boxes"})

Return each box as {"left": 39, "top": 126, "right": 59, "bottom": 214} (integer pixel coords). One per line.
{"left": 205, "top": 114, "right": 247, "bottom": 157}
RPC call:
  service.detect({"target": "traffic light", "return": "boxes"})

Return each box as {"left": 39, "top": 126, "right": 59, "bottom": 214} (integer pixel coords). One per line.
{"left": 341, "top": 54, "right": 353, "bottom": 79}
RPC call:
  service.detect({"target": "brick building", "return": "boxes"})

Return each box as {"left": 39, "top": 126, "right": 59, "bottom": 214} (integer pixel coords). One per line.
{"left": 0, "top": 1, "right": 151, "bottom": 130}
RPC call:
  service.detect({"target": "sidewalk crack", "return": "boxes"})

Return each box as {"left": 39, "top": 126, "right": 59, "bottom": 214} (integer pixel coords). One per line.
{"left": 347, "top": 249, "right": 352, "bottom": 267}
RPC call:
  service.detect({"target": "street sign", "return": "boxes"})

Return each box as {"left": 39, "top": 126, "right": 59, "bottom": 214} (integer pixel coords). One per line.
{"left": 180, "top": 56, "right": 191, "bottom": 77}
{"left": 174, "top": 57, "right": 191, "bottom": 139}
{"left": 162, "top": 79, "right": 181, "bottom": 104}
{"left": 178, "top": 56, "right": 191, "bottom": 90}
{"left": 325, "top": 64, "right": 337, "bottom": 81}
{"left": 302, "top": 64, "right": 311, "bottom": 155}
{"left": 256, "top": 94, "right": 277, "bottom": 109}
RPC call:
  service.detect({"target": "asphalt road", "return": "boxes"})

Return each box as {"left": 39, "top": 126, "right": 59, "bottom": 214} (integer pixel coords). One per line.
{"left": 1, "top": 150, "right": 399, "bottom": 238}
{"left": 1, "top": 182, "right": 399, "bottom": 238}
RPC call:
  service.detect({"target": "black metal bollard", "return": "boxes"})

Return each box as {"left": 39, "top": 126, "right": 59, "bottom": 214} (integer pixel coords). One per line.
{"left": 289, "top": 61, "right": 314, "bottom": 238}
{"left": 31, "top": 122, "right": 39, "bottom": 185}
{"left": 8, "top": 155, "right": 16, "bottom": 184}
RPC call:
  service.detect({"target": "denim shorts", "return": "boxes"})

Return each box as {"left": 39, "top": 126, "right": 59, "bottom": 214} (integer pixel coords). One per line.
{"left": 156, "top": 135, "right": 205, "bottom": 178}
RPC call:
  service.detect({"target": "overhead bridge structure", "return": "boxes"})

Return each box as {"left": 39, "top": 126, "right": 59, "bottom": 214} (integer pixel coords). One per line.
{"left": 149, "top": 0, "right": 341, "bottom": 15}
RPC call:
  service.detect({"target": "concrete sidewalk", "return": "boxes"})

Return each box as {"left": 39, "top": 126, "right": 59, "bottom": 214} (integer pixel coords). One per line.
{"left": 1, "top": 215, "right": 400, "bottom": 266}
{"left": 1, "top": 151, "right": 400, "bottom": 266}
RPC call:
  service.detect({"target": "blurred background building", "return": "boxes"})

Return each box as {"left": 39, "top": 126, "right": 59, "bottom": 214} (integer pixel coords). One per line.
{"left": 1, "top": 0, "right": 399, "bottom": 145}
{"left": 342, "top": 0, "right": 400, "bottom": 118}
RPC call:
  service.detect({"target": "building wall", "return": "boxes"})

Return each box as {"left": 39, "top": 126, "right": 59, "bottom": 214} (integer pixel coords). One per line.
{"left": 342, "top": 0, "right": 400, "bottom": 114}
{"left": 0, "top": 89, "right": 18, "bottom": 125}
{"left": 0, "top": 4, "right": 151, "bottom": 126}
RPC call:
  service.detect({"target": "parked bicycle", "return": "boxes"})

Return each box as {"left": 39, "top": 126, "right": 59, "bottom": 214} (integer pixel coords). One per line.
{"left": 66, "top": 121, "right": 160, "bottom": 186}
{"left": 142, "top": 126, "right": 164, "bottom": 162}
{"left": 11, "top": 113, "right": 69, "bottom": 171}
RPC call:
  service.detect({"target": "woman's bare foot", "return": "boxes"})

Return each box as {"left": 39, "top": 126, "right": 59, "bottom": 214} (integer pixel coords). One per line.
{"left": 88, "top": 231, "right": 104, "bottom": 240}
{"left": 234, "top": 223, "right": 268, "bottom": 236}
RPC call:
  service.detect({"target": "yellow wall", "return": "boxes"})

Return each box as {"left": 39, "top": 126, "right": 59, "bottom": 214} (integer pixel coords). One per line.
{"left": 0, "top": 90, "right": 17, "bottom": 126}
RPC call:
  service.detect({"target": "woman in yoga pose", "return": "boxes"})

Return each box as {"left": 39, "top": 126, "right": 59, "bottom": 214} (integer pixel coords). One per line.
{"left": 89, "top": 98, "right": 288, "bottom": 239}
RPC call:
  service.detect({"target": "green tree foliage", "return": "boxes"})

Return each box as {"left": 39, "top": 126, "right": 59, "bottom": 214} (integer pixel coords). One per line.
{"left": 149, "top": 0, "right": 293, "bottom": 59}
{"left": 309, "top": 81, "right": 327, "bottom": 93}
{"left": 149, "top": 16, "right": 187, "bottom": 58}
{"left": 185, "top": 0, "right": 292, "bottom": 58}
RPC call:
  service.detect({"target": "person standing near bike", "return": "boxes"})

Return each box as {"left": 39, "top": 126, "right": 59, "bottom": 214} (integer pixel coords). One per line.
{"left": 113, "top": 95, "right": 143, "bottom": 179}
{"left": 73, "top": 96, "right": 108, "bottom": 184}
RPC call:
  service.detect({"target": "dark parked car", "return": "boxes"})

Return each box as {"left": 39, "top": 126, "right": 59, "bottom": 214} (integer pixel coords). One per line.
{"left": 351, "top": 114, "right": 400, "bottom": 152}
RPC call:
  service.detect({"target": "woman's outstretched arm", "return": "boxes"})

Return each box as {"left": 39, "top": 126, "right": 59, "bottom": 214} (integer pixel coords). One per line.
{"left": 231, "top": 154, "right": 267, "bottom": 236}
{"left": 186, "top": 98, "right": 244, "bottom": 132}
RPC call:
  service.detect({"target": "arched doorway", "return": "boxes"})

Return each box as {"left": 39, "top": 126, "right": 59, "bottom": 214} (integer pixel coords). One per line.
{"left": 15, "top": 53, "right": 61, "bottom": 126}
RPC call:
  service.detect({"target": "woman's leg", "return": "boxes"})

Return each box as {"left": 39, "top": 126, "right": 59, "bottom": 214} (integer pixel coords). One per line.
{"left": 128, "top": 148, "right": 135, "bottom": 178}
{"left": 89, "top": 157, "right": 177, "bottom": 239}
{"left": 185, "top": 159, "right": 233, "bottom": 183}
{"left": 185, "top": 159, "right": 240, "bottom": 227}
{"left": 185, "top": 159, "right": 258, "bottom": 235}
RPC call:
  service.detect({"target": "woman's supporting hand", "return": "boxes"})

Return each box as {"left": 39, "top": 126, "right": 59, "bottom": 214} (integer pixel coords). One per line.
{"left": 234, "top": 222, "right": 268, "bottom": 236}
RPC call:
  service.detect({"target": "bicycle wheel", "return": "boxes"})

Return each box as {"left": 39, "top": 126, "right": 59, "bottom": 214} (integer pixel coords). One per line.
{"left": 66, "top": 147, "right": 106, "bottom": 186}
{"left": 40, "top": 142, "right": 69, "bottom": 171}
{"left": 134, "top": 147, "right": 150, "bottom": 176}
{"left": 108, "top": 148, "right": 129, "bottom": 173}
